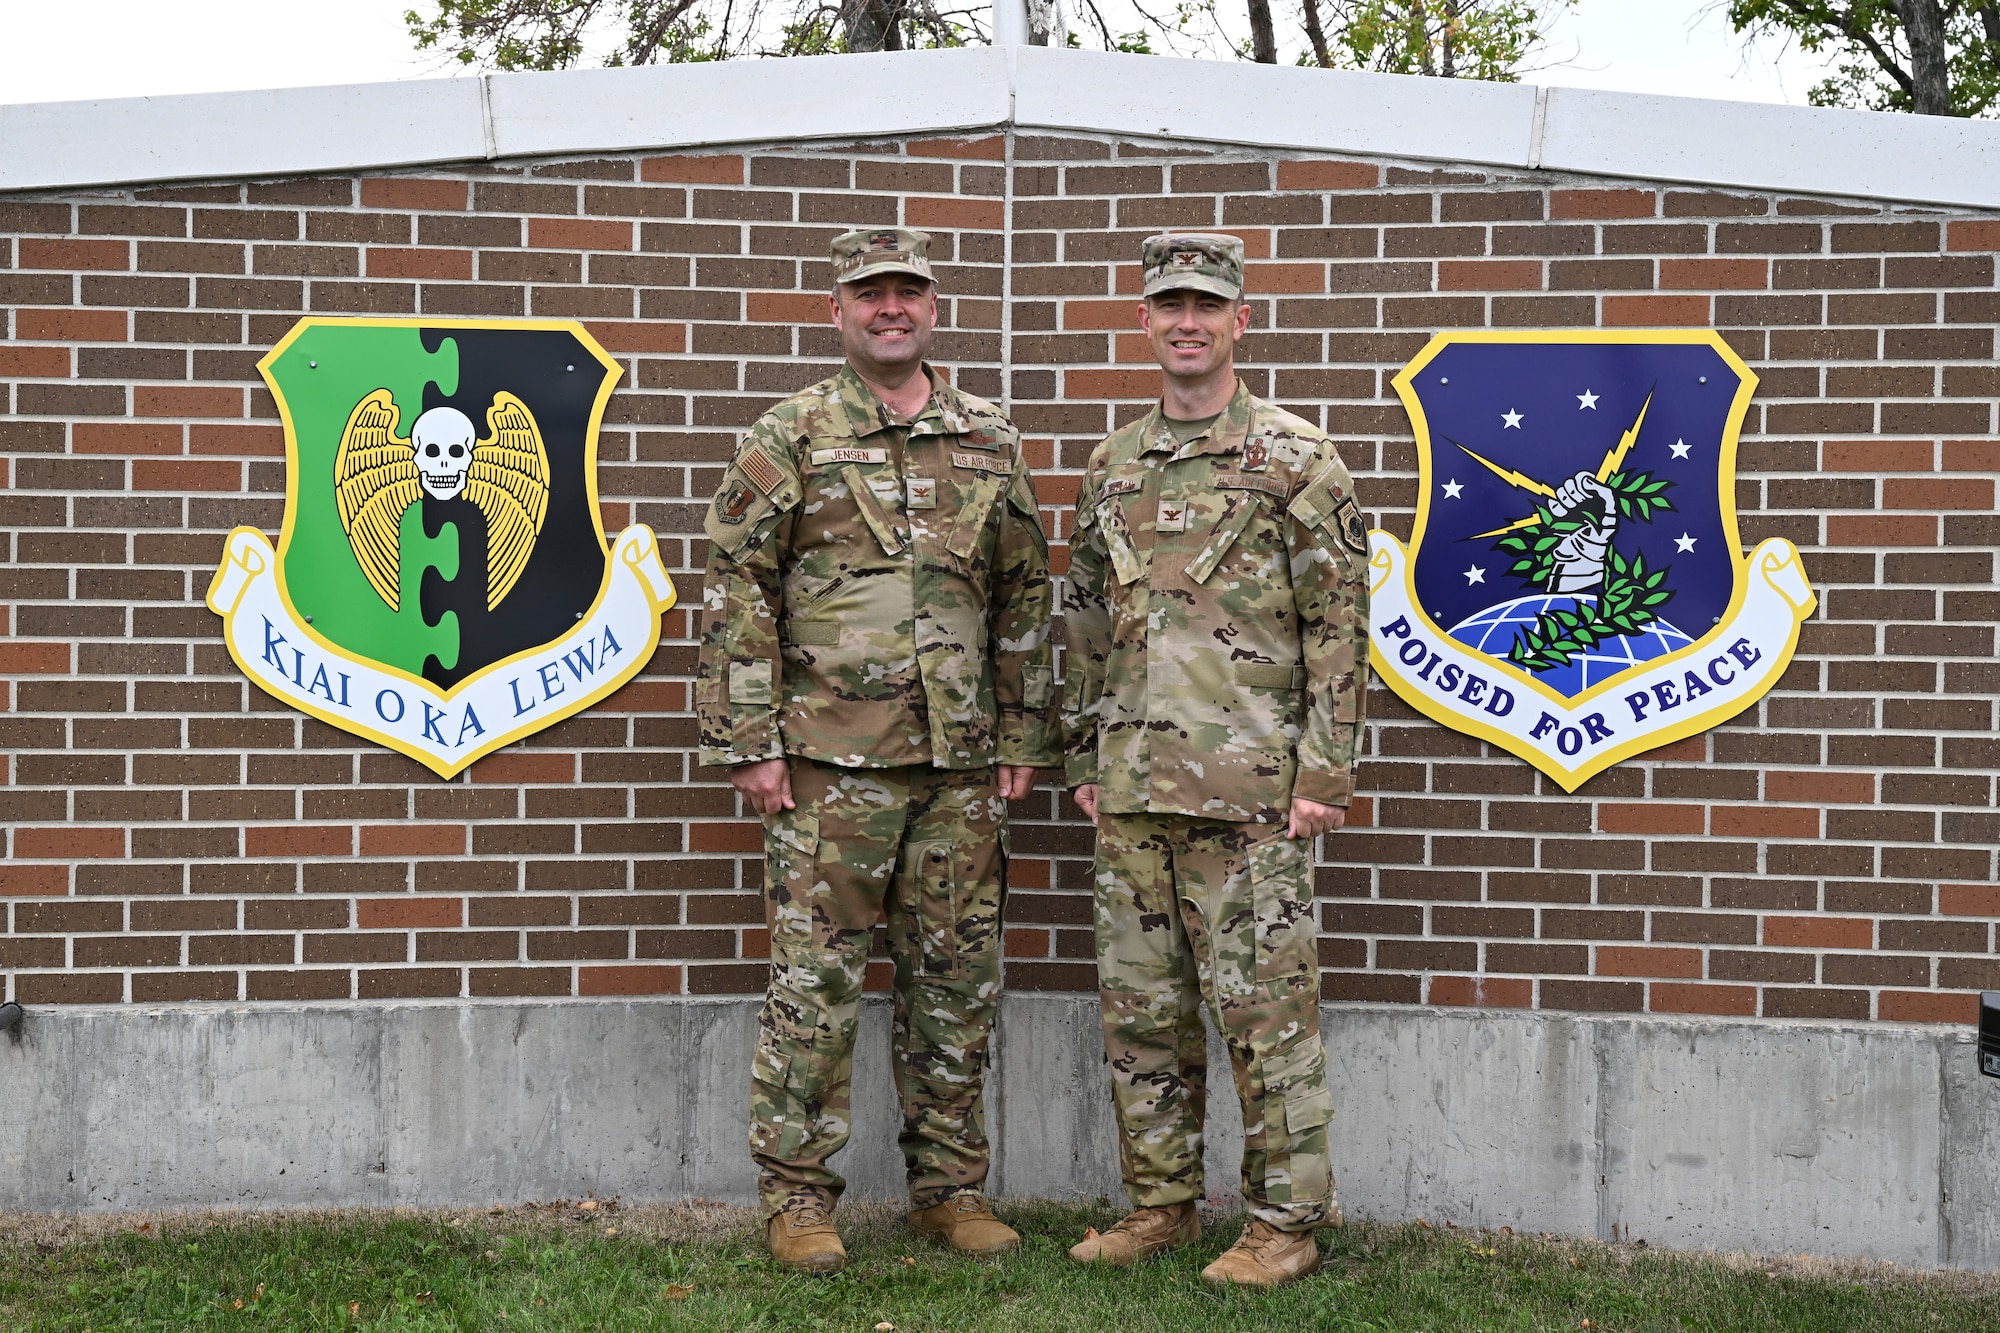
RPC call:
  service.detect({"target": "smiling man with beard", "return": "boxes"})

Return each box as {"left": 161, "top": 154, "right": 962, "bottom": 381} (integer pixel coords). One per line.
{"left": 1063, "top": 233, "right": 1371, "bottom": 1288}
{"left": 695, "top": 228, "right": 1057, "bottom": 1274}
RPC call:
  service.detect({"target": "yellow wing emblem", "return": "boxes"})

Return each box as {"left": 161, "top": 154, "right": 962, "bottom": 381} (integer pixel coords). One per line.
{"left": 467, "top": 392, "right": 551, "bottom": 610}
{"left": 333, "top": 389, "right": 421, "bottom": 610}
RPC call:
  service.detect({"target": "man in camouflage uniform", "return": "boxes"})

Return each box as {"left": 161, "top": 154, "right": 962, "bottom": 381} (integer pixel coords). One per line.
{"left": 696, "top": 228, "right": 1058, "bottom": 1274}
{"left": 1062, "top": 233, "right": 1370, "bottom": 1288}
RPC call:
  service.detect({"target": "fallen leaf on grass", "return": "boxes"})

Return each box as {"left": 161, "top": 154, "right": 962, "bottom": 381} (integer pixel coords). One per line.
{"left": 414, "top": 1291, "right": 435, "bottom": 1306}
{"left": 902, "top": 1257, "right": 916, "bottom": 1266}
{"left": 579, "top": 1200, "right": 598, "bottom": 1212}
{"left": 485, "top": 1250, "right": 498, "bottom": 1261}
{"left": 662, "top": 1284, "right": 695, "bottom": 1301}
{"left": 604, "top": 1227, "right": 619, "bottom": 1237}
{"left": 1415, "top": 1220, "right": 1433, "bottom": 1230}
{"left": 254, "top": 1284, "right": 265, "bottom": 1301}
{"left": 489, "top": 1205, "right": 506, "bottom": 1215}
{"left": 230, "top": 1300, "right": 243, "bottom": 1311}
{"left": 875, "top": 1324, "right": 895, "bottom": 1331}
{"left": 347, "top": 1301, "right": 360, "bottom": 1318}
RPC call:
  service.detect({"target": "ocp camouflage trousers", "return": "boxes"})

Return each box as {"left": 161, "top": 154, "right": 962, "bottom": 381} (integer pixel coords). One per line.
{"left": 1091, "top": 810, "right": 1338, "bottom": 1231}
{"left": 750, "top": 757, "right": 1007, "bottom": 1221}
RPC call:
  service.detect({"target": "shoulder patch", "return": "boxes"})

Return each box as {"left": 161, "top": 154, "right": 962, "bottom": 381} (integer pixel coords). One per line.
{"left": 1333, "top": 495, "right": 1368, "bottom": 556}
{"left": 738, "top": 442, "right": 786, "bottom": 495}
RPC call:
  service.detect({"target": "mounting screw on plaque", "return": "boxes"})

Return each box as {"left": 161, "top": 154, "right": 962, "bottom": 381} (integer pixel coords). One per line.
{"left": 0, "top": 1003, "right": 21, "bottom": 1038}
{"left": 1981, "top": 993, "right": 2000, "bottom": 1079}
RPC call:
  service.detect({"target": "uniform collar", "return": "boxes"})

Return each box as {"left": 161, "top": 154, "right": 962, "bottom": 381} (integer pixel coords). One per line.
{"left": 1139, "top": 379, "right": 1255, "bottom": 462}
{"left": 834, "top": 364, "right": 961, "bottom": 440}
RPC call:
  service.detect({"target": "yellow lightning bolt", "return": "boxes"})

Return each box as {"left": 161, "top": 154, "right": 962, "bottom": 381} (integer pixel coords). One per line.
{"left": 1454, "top": 389, "right": 1655, "bottom": 539}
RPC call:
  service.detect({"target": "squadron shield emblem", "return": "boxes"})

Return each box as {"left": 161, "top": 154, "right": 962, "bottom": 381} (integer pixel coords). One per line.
{"left": 206, "top": 318, "right": 677, "bottom": 777}
{"left": 1369, "top": 331, "right": 1816, "bottom": 791}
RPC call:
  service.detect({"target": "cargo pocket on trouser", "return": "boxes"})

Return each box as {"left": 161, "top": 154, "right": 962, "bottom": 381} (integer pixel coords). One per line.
{"left": 1248, "top": 834, "right": 1317, "bottom": 985}
{"left": 764, "top": 812, "right": 821, "bottom": 944}
{"left": 1261, "top": 1036, "right": 1335, "bottom": 1206}
{"left": 908, "top": 838, "right": 961, "bottom": 977}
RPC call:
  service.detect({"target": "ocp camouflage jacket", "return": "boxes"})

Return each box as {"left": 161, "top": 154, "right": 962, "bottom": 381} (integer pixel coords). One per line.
{"left": 1063, "top": 382, "right": 1371, "bottom": 823}
{"left": 697, "top": 365, "right": 1058, "bottom": 772}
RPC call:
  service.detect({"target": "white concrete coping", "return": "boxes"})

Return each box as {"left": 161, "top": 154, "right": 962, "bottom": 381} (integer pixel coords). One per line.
{"left": 3, "top": 45, "right": 1998, "bottom": 210}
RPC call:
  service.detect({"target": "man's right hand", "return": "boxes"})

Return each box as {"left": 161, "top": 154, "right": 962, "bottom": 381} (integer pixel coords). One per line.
{"left": 1072, "top": 783, "right": 1100, "bottom": 827}
{"left": 732, "top": 757, "right": 795, "bottom": 815}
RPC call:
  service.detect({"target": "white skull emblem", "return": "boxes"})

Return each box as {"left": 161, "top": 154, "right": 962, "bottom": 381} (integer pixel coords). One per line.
{"left": 411, "top": 406, "right": 475, "bottom": 500}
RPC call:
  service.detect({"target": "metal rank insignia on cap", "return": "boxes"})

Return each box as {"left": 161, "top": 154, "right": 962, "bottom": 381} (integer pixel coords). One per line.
{"left": 1156, "top": 498, "right": 1189, "bottom": 532}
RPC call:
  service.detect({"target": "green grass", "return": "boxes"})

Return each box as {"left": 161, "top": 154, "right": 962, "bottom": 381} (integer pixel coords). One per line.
{"left": 3, "top": 1198, "right": 1995, "bottom": 1332}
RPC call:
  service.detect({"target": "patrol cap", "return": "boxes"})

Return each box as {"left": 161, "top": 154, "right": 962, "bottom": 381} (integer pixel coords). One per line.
{"left": 1141, "top": 232, "right": 1245, "bottom": 299}
{"left": 830, "top": 227, "right": 935, "bottom": 285}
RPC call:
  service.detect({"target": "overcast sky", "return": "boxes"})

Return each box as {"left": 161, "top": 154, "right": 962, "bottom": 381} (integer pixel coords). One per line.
{"left": 1, "top": 0, "right": 1831, "bottom": 108}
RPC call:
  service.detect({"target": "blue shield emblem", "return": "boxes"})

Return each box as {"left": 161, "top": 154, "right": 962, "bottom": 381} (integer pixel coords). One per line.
{"left": 1370, "top": 331, "right": 1817, "bottom": 790}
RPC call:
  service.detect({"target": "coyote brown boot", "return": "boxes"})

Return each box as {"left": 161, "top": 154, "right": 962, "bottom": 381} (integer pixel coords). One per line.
{"left": 909, "top": 1191, "right": 1020, "bottom": 1255}
{"left": 765, "top": 1202, "right": 846, "bottom": 1275}
{"left": 1067, "top": 1201, "right": 1200, "bottom": 1266}
{"left": 1200, "top": 1219, "right": 1321, "bottom": 1288}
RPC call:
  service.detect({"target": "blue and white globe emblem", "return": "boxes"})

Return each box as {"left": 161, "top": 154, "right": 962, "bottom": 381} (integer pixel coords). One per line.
{"left": 1448, "top": 594, "right": 1695, "bottom": 698}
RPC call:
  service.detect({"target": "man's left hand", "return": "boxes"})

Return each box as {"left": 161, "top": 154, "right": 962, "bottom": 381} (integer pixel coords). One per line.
{"left": 998, "top": 765, "right": 1040, "bottom": 801}
{"left": 1288, "top": 798, "right": 1346, "bottom": 841}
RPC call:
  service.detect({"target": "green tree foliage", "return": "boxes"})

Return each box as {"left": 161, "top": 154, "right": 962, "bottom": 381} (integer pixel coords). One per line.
{"left": 405, "top": 0, "right": 977, "bottom": 66}
{"left": 1296, "top": 0, "right": 1573, "bottom": 78}
{"left": 1728, "top": 0, "right": 2000, "bottom": 116}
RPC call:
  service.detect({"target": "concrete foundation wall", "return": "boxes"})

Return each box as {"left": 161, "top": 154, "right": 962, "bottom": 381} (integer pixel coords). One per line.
{"left": 2, "top": 996, "right": 1994, "bottom": 1268}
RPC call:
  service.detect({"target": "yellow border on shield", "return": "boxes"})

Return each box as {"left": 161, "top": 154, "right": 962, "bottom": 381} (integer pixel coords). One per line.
{"left": 225, "top": 317, "right": 670, "bottom": 777}
{"left": 1378, "top": 328, "right": 1808, "bottom": 789}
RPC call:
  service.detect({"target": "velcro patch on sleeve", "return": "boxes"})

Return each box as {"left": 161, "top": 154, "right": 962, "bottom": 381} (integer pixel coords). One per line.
{"left": 951, "top": 451, "right": 1012, "bottom": 474}
{"left": 738, "top": 442, "right": 786, "bottom": 495}
{"left": 809, "top": 446, "right": 888, "bottom": 466}
{"left": 1217, "top": 472, "right": 1289, "bottom": 498}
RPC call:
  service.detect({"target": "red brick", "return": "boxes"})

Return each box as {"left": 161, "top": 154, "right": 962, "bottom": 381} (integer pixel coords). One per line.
{"left": 0, "top": 864, "right": 69, "bottom": 895}
{"left": 133, "top": 459, "right": 240, "bottom": 491}
{"left": 1824, "top": 440, "right": 1934, "bottom": 472}
{"left": 1650, "top": 982, "right": 1757, "bottom": 1017}
{"left": 747, "top": 291, "right": 829, "bottom": 324}
{"left": 906, "top": 196, "right": 1004, "bottom": 229}
{"left": 1604, "top": 294, "right": 1709, "bottom": 326}
{"left": 1066, "top": 368, "right": 1164, "bottom": 399}
{"left": 366, "top": 247, "right": 473, "bottom": 280}
{"left": 579, "top": 964, "right": 683, "bottom": 996}
{"left": 360, "top": 824, "right": 468, "bottom": 857}
{"left": 18, "top": 238, "right": 129, "bottom": 270}
{"left": 135, "top": 385, "right": 241, "bottom": 417}
{"left": 1244, "top": 261, "right": 1326, "bottom": 293}
{"left": 72, "top": 422, "right": 181, "bottom": 456}
{"left": 1765, "top": 771, "right": 1873, "bottom": 804}
{"left": 641, "top": 154, "right": 745, "bottom": 184}
{"left": 1005, "top": 927, "right": 1051, "bottom": 957}
{"left": 1764, "top": 915, "right": 1873, "bottom": 949}
{"left": 1940, "top": 885, "right": 2000, "bottom": 917}
{"left": 1597, "top": 946, "right": 1702, "bottom": 979}
{"left": 1063, "top": 299, "right": 1142, "bottom": 330}
{"left": 0, "top": 346, "right": 71, "bottom": 377}
{"left": 908, "top": 136, "right": 1006, "bottom": 160}
{"left": 1827, "top": 514, "right": 1938, "bottom": 546}
{"left": 1428, "top": 975, "right": 1533, "bottom": 1008}
{"left": 1661, "top": 258, "right": 1767, "bottom": 290}
{"left": 361, "top": 178, "right": 467, "bottom": 211}
{"left": 357, "top": 897, "right": 464, "bottom": 929}
{"left": 190, "top": 424, "right": 285, "bottom": 457}
{"left": 1597, "top": 803, "right": 1703, "bottom": 835}
{"left": 1947, "top": 219, "right": 2000, "bottom": 252}
{"left": 14, "top": 308, "right": 127, "bottom": 341}
{"left": 583, "top": 320, "right": 684, "bottom": 353}
{"left": 1552, "top": 189, "right": 1656, "bottom": 220}
{"left": 601, "top": 680, "right": 685, "bottom": 713}
{"left": 1878, "top": 990, "right": 1978, "bottom": 1023}
{"left": 0, "top": 643, "right": 71, "bottom": 673}
{"left": 1276, "top": 160, "right": 1378, "bottom": 191}
{"left": 1438, "top": 260, "right": 1541, "bottom": 291}
{"left": 14, "top": 827, "right": 124, "bottom": 858}
{"left": 246, "top": 825, "right": 353, "bottom": 857}
{"left": 689, "top": 822, "right": 763, "bottom": 853}
{"left": 1885, "top": 477, "right": 1994, "bottom": 511}
{"left": 529, "top": 217, "right": 634, "bottom": 251}
{"left": 1710, "top": 805, "right": 1820, "bottom": 839}
{"left": 471, "top": 752, "right": 577, "bottom": 784}
{"left": 1943, "top": 440, "right": 2000, "bottom": 471}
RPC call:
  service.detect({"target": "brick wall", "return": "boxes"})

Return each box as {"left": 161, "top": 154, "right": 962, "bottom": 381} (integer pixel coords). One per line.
{"left": 2, "top": 130, "right": 1995, "bottom": 1024}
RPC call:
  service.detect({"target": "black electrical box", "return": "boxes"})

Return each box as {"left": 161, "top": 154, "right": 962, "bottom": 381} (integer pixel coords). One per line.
{"left": 1982, "top": 993, "right": 2000, "bottom": 1079}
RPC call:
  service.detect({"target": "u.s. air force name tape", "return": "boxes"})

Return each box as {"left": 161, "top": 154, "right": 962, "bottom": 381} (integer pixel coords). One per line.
{"left": 207, "top": 525, "right": 677, "bottom": 778}
{"left": 1367, "top": 532, "right": 1816, "bottom": 791}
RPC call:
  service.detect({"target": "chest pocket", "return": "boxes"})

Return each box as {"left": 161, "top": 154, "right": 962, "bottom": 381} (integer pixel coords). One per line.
{"left": 1185, "top": 493, "right": 1264, "bottom": 585}
{"left": 842, "top": 461, "right": 908, "bottom": 556}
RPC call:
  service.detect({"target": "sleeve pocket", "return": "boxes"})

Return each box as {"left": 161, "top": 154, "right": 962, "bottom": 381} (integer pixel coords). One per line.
{"left": 1023, "top": 664, "right": 1053, "bottom": 710}
{"left": 729, "top": 658, "right": 776, "bottom": 705}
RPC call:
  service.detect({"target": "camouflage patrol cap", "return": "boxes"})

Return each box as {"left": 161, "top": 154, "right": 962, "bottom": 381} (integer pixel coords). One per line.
{"left": 829, "top": 227, "right": 936, "bottom": 285}
{"left": 1141, "top": 232, "right": 1245, "bottom": 299}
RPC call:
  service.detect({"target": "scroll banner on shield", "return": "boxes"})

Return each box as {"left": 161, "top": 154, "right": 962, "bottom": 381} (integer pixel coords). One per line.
{"left": 1371, "top": 330, "right": 1816, "bottom": 791}
{"left": 209, "top": 525, "right": 676, "bottom": 778}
